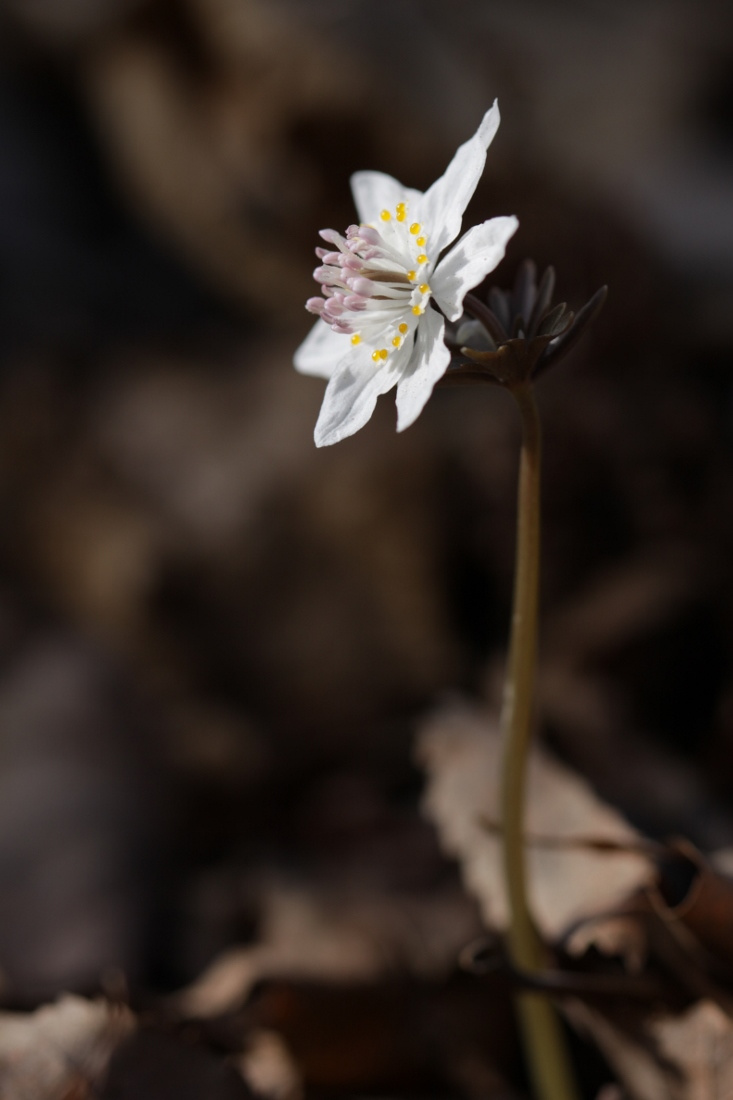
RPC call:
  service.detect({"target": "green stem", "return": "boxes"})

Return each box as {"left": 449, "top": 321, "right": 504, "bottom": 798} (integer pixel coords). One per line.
{"left": 500, "top": 384, "right": 579, "bottom": 1100}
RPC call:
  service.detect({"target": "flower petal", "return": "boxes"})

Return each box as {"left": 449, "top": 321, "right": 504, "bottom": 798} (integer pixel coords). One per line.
{"left": 314, "top": 338, "right": 413, "bottom": 447}
{"left": 350, "top": 171, "right": 423, "bottom": 225}
{"left": 431, "top": 215, "right": 519, "bottom": 322}
{"left": 418, "top": 101, "right": 501, "bottom": 260}
{"left": 395, "top": 307, "right": 450, "bottom": 432}
{"left": 294, "top": 319, "right": 349, "bottom": 378}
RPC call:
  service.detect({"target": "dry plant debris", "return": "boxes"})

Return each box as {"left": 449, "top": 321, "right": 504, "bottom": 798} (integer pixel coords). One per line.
{"left": 238, "top": 1028, "right": 303, "bottom": 1100}
{"left": 174, "top": 877, "right": 482, "bottom": 1019}
{"left": 569, "top": 998, "right": 733, "bottom": 1100}
{"left": 418, "top": 704, "right": 733, "bottom": 1098}
{"left": 417, "top": 702, "right": 654, "bottom": 945}
{"left": 0, "top": 995, "right": 134, "bottom": 1100}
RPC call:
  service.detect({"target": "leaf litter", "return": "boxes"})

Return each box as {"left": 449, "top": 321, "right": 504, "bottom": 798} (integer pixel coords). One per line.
{"left": 417, "top": 701, "right": 733, "bottom": 1099}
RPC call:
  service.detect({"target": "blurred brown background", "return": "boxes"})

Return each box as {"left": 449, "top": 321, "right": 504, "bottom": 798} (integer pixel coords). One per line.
{"left": 0, "top": 0, "right": 731, "bottom": 1093}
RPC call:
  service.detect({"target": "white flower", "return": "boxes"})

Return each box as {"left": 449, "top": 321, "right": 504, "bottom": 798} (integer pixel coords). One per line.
{"left": 294, "top": 101, "right": 519, "bottom": 447}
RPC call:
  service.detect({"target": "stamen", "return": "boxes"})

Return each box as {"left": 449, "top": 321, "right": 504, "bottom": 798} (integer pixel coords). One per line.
{"left": 319, "top": 229, "right": 345, "bottom": 246}
{"left": 356, "top": 226, "right": 380, "bottom": 246}
{"left": 347, "top": 277, "right": 377, "bottom": 296}
{"left": 309, "top": 218, "right": 428, "bottom": 361}
{"left": 314, "top": 265, "right": 341, "bottom": 284}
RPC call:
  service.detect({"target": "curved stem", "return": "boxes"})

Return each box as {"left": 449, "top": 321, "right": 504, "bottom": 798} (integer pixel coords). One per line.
{"left": 500, "top": 384, "right": 579, "bottom": 1100}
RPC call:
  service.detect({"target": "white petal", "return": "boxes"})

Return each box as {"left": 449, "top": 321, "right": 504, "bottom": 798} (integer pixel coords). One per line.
{"left": 418, "top": 101, "right": 501, "bottom": 260}
{"left": 431, "top": 215, "right": 519, "bottom": 322}
{"left": 350, "top": 171, "right": 423, "bottom": 225}
{"left": 294, "top": 319, "right": 349, "bottom": 378}
{"left": 395, "top": 307, "right": 450, "bottom": 432}
{"left": 314, "top": 339, "right": 412, "bottom": 447}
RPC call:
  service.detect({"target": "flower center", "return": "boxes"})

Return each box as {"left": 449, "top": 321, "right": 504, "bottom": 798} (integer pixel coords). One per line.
{"left": 305, "top": 202, "right": 432, "bottom": 359}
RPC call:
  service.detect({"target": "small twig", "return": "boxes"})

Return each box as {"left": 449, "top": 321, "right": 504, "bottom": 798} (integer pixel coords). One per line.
{"left": 477, "top": 815, "right": 666, "bottom": 859}
{"left": 460, "top": 938, "right": 666, "bottom": 1000}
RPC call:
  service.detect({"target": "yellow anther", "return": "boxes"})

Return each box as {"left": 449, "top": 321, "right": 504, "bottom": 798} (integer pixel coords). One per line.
{"left": 351, "top": 333, "right": 361, "bottom": 345}
{"left": 392, "top": 336, "right": 402, "bottom": 348}
{"left": 409, "top": 222, "right": 421, "bottom": 235}
{"left": 396, "top": 202, "right": 406, "bottom": 213}
{"left": 379, "top": 348, "right": 388, "bottom": 360}
{"left": 416, "top": 236, "right": 426, "bottom": 247}
{"left": 412, "top": 305, "right": 423, "bottom": 316}
{"left": 380, "top": 209, "right": 391, "bottom": 221}
{"left": 419, "top": 284, "right": 430, "bottom": 294}
{"left": 399, "top": 323, "right": 409, "bottom": 334}
{"left": 371, "top": 349, "right": 381, "bottom": 362}
{"left": 407, "top": 271, "right": 416, "bottom": 281}
{"left": 395, "top": 202, "right": 406, "bottom": 222}
{"left": 417, "top": 254, "right": 428, "bottom": 264}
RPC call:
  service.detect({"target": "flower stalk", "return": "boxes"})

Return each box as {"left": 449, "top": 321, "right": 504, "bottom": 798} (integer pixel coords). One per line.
{"left": 295, "top": 90, "right": 607, "bottom": 1092}
{"left": 501, "top": 383, "right": 579, "bottom": 1100}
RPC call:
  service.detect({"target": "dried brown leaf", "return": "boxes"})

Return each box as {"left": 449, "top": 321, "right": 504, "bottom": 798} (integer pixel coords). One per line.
{"left": 569, "top": 999, "right": 733, "bottom": 1100}
{"left": 565, "top": 912, "right": 649, "bottom": 975}
{"left": 174, "top": 879, "right": 482, "bottom": 1018}
{"left": 416, "top": 704, "right": 654, "bottom": 947}
{"left": 652, "top": 841, "right": 733, "bottom": 976}
{"left": 0, "top": 995, "right": 135, "bottom": 1100}
{"left": 238, "top": 1028, "right": 302, "bottom": 1100}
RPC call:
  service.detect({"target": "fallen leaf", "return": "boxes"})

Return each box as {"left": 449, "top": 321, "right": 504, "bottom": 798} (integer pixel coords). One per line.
{"left": 174, "top": 879, "right": 482, "bottom": 1018}
{"left": 416, "top": 703, "right": 654, "bottom": 947}
{"left": 239, "top": 1028, "right": 302, "bottom": 1100}
{"left": 569, "top": 998, "right": 733, "bottom": 1100}
{"left": 0, "top": 995, "right": 134, "bottom": 1100}
{"left": 652, "top": 841, "right": 733, "bottom": 975}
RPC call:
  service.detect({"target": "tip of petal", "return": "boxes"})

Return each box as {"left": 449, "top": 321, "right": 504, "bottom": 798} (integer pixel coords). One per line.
{"left": 505, "top": 214, "right": 520, "bottom": 238}
{"left": 477, "top": 99, "right": 501, "bottom": 149}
